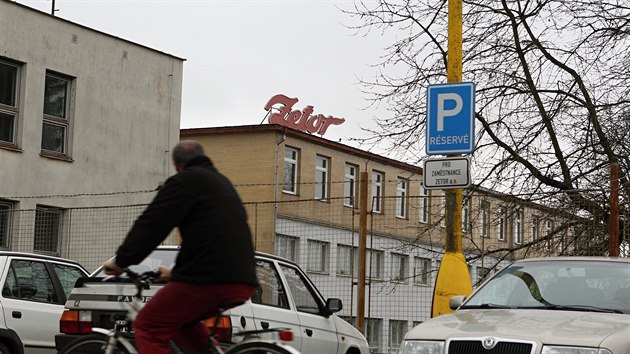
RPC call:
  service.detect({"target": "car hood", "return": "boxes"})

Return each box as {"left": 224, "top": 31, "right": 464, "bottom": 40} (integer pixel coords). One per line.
{"left": 406, "top": 309, "right": 630, "bottom": 347}
{"left": 333, "top": 315, "right": 370, "bottom": 349}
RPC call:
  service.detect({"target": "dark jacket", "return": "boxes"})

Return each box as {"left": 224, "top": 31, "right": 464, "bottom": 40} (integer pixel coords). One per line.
{"left": 115, "top": 155, "right": 258, "bottom": 286}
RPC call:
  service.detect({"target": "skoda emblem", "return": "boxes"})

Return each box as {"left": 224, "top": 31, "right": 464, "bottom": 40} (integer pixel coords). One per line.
{"left": 482, "top": 337, "right": 497, "bottom": 350}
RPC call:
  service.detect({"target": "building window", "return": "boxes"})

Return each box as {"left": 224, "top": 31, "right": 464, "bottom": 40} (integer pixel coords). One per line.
{"left": 480, "top": 201, "right": 490, "bottom": 238}
{"left": 389, "top": 320, "right": 408, "bottom": 353}
{"left": 336, "top": 244, "right": 355, "bottom": 277}
{"left": 367, "top": 249, "right": 384, "bottom": 280}
{"left": 366, "top": 318, "right": 383, "bottom": 353}
{"left": 498, "top": 206, "right": 507, "bottom": 241}
{"left": 315, "top": 155, "right": 329, "bottom": 200}
{"left": 419, "top": 186, "right": 429, "bottom": 223}
{"left": 371, "top": 171, "right": 384, "bottom": 213}
{"left": 283, "top": 147, "right": 299, "bottom": 194}
{"left": 390, "top": 253, "right": 409, "bottom": 283}
{"left": 274, "top": 234, "right": 299, "bottom": 262}
{"left": 337, "top": 245, "right": 383, "bottom": 279}
{"left": 34, "top": 206, "right": 63, "bottom": 253}
{"left": 307, "top": 240, "right": 329, "bottom": 273}
{"left": 559, "top": 230, "right": 567, "bottom": 253}
{"left": 42, "top": 72, "right": 71, "bottom": 154}
{"left": 462, "top": 197, "right": 470, "bottom": 233}
{"left": 513, "top": 209, "right": 523, "bottom": 245}
{"left": 545, "top": 220, "right": 553, "bottom": 251}
{"left": 531, "top": 215, "right": 539, "bottom": 245}
{"left": 0, "top": 200, "right": 13, "bottom": 248}
{"left": 0, "top": 59, "right": 19, "bottom": 146}
{"left": 413, "top": 257, "right": 431, "bottom": 286}
{"left": 344, "top": 163, "right": 358, "bottom": 207}
{"left": 396, "top": 178, "right": 408, "bottom": 219}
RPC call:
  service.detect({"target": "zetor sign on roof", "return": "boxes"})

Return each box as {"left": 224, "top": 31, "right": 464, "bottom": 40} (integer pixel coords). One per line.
{"left": 263, "top": 94, "right": 345, "bottom": 136}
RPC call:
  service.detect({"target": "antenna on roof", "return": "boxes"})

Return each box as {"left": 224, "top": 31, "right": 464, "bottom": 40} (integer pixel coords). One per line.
{"left": 50, "top": 0, "right": 59, "bottom": 16}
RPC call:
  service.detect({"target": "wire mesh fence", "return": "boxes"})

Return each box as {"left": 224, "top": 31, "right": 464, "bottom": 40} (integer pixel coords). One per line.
{"left": 1, "top": 185, "right": 629, "bottom": 353}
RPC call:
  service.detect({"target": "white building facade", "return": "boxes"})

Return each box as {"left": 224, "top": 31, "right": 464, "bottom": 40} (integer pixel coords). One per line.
{"left": 0, "top": 2, "right": 184, "bottom": 257}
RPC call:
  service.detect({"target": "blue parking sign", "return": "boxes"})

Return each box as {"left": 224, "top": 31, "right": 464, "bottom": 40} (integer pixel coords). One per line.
{"left": 426, "top": 82, "right": 475, "bottom": 155}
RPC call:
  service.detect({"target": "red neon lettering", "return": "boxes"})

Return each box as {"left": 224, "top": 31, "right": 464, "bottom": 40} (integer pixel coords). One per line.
{"left": 263, "top": 94, "right": 345, "bottom": 135}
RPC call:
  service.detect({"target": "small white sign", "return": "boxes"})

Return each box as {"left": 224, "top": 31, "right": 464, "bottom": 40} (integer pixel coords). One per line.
{"left": 423, "top": 157, "right": 471, "bottom": 189}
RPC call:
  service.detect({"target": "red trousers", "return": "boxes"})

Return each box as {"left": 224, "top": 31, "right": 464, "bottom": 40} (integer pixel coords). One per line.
{"left": 133, "top": 282, "right": 256, "bottom": 354}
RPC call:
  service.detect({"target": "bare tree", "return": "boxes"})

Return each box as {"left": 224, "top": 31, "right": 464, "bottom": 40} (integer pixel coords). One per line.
{"left": 343, "top": 0, "right": 630, "bottom": 254}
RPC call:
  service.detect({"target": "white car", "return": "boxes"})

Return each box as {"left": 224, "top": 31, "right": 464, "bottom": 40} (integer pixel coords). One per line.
{"left": 56, "top": 246, "right": 370, "bottom": 354}
{"left": 400, "top": 257, "right": 630, "bottom": 354}
{"left": 0, "top": 252, "right": 88, "bottom": 354}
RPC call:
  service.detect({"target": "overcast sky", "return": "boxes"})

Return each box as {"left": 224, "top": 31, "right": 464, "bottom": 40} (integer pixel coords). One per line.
{"left": 20, "top": 0, "right": 393, "bottom": 148}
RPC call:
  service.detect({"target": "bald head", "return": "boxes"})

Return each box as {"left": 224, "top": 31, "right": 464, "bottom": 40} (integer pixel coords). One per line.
{"left": 172, "top": 140, "right": 205, "bottom": 171}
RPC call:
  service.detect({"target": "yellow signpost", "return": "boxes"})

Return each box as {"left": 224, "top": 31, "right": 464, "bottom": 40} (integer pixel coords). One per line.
{"left": 430, "top": 0, "right": 473, "bottom": 318}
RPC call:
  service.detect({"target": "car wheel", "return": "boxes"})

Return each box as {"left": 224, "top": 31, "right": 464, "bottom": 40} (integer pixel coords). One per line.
{"left": 0, "top": 342, "right": 10, "bottom": 354}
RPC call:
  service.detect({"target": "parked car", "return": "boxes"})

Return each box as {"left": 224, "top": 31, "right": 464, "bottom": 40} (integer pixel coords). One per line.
{"left": 400, "top": 257, "right": 630, "bottom": 354}
{"left": 0, "top": 251, "right": 89, "bottom": 354}
{"left": 55, "top": 246, "right": 370, "bottom": 354}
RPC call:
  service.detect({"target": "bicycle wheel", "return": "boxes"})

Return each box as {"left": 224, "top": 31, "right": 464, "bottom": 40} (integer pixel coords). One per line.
{"left": 61, "top": 333, "right": 132, "bottom": 354}
{"left": 224, "top": 341, "right": 296, "bottom": 354}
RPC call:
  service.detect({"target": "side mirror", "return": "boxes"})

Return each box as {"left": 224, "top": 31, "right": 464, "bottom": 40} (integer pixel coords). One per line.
{"left": 449, "top": 295, "right": 466, "bottom": 310}
{"left": 325, "top": 298, "right": 343, "bottom": 316}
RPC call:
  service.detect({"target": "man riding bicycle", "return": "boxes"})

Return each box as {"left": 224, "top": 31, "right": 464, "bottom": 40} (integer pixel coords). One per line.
{"left": 103, "top": 140, "right": 258, "bottom": 354}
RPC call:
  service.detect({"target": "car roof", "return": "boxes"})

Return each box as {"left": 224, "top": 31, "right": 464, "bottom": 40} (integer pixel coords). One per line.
{"left": 0, "top": 251, "right": 87, "bottom": 268}
{"left": 512, "top": 256, "right": 630, "bottom": 264}
{"left": 153, "top": 245, "right": 298, "bottom": 266}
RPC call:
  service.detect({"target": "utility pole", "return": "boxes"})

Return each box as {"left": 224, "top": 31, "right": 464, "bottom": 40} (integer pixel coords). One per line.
{"left": 430, "top": 0, "right": 473, "bottom": 318}
{"left": 356, "top": 172, "right": 368, "bottom": 333}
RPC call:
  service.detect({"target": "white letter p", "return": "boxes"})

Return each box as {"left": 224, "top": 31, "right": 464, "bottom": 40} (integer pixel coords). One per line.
{"left": 437, "top": 93, "right": 462, "bottom": 131}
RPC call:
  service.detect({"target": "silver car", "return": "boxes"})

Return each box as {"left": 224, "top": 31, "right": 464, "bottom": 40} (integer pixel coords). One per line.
{"left": 400, "top": 257, "right": 630, "bottom": 354}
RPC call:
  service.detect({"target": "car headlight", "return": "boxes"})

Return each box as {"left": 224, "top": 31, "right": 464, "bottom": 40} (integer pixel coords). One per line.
{"left": 542, "top": 346, "right": 612, "bottom": 354}
{"left": 400, "top": 340, "right": 444, "bottom": 354}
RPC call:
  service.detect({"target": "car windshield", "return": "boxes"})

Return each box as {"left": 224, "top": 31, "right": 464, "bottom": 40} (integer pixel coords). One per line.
{"left": 92, "top": 249, "right": 178, "bottom": 277}
{"left": 461, "top": 259, "right": 630, "bottom": 314}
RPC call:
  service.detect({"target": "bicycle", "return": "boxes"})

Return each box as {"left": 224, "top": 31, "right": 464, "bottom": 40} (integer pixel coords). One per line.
{"left": 60, "top": 268, "right": 300, "bottom": 354}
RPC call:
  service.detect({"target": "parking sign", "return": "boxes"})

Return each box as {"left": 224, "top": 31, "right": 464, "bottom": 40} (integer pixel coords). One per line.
{"left": 426, "top": 82, "right": 475, "bottom": 155}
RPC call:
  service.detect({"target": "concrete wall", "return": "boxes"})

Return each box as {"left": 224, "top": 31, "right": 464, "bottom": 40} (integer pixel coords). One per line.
{"left": 0, "top": 2, "right": 184, "bottom": 209}
{"left": 0, "top": 2, "right": 184, "bottom": 255}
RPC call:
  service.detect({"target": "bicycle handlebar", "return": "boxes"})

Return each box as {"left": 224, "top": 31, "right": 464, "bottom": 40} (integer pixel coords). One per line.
{"left": 124, "top": 268, "right": 161, "bottom": 282}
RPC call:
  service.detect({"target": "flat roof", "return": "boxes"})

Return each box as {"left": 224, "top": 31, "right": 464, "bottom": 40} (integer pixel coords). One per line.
{"left": 181, "top": 124, "right": 424, "bottom": 174}
{"left": 7, "top": 1, "right": 186, "bottom": 61}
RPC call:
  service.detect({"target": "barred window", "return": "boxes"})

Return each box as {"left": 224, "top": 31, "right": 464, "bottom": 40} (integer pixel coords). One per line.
{"left": 307, "top": 239, "right": 329, "bottom": 273}
{"left": 336, "top": 244, "right": 356, "bottom": 277}
{"left": 274, "top": 234, "right": 299, "bottom": 262}
{"left": 389, "top": 320, "right": 408, "bottom": 353}
{"left": 0, "top": 200, "right": 13, "bottom": 248}
{"left": 391, "top": 253, "right": 409, "bottom": 283}
{"left": 413, "top": 257, "right": 431, "bottom": 286}
{"left": 34, "top": 205, "right": 63, "bottom": 253}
